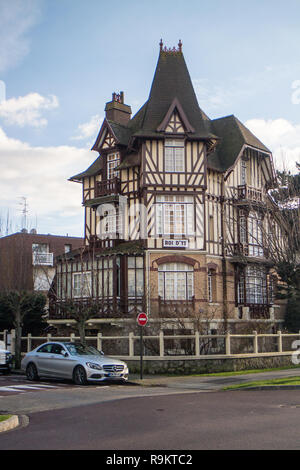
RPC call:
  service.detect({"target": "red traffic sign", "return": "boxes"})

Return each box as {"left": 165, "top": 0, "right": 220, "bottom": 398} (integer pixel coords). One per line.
{"left": 137, "top": 312, "right": 148, "bottom": 327}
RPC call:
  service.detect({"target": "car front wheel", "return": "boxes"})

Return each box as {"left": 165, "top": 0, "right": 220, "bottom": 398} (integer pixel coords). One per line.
{"left": 73, "top": 365, "right": 87, "bottom": 385}
{"left": 26, "top": 363, "right": 39, "bottom": 381}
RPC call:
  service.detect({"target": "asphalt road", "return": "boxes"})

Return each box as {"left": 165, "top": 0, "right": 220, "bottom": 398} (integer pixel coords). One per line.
{"left": 2, "top": 388, "right": 300, "bottom": 450}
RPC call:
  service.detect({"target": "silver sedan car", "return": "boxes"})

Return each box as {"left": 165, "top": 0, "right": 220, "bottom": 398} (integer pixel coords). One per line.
{"left": 21, "top": 342, "right": 129, "bottom": 385}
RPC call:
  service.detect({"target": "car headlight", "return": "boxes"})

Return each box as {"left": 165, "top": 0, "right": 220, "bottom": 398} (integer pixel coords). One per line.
{"left": 86, "top": 362, "right": 103, "bottom": 370}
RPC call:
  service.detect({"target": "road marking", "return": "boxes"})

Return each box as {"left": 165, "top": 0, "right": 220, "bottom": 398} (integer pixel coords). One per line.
{"left": 0, "top": 383, "right": 64, "bottom": 393}
{"left": 6, "top": 384, "right": 57, "bottom": 390}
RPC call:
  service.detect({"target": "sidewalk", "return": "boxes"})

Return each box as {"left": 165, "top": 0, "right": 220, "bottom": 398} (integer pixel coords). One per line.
{"left": 10, "top": 367, "right": 300, "bottom": 390}
{"left": 128, "top": 367, "right": 300, "bottom": 390}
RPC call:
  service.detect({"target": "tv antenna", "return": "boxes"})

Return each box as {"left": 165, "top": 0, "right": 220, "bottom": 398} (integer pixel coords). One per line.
{"left": 18, "top": 197, "right": 29, "bottom": 231}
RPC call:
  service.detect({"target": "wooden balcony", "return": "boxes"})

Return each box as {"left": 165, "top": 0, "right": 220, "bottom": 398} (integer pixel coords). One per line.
{"left": 89, "top": 235, "right": 123, "bottom": 250}
{"left": 235, "top": 185, "right": 263, "bottom": 205}
{"left": 95, "top": 177, "right": 121, "bottom": 197}
{"left": 49, "top": 296, "right": 144, "bottom": 320}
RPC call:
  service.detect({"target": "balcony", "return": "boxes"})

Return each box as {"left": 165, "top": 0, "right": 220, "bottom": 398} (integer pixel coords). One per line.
{"left": 235, "top": 185, "right": 263, "bottom": 205}
{"left": 32, "top": 252, "right": 54, "bottom": 266}
{"left": 95, "top": 177, "right": 121, "bottom": 197}
{"left": 227, "top": 243, "right": 268, "bottom": 260}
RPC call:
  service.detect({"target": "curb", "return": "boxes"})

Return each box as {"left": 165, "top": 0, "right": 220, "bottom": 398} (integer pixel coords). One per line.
{"left": 225, "top": 385, "right": 300, "bottom": 391}
{"left": 0, "top": 415, "right": 19, "bottom": 433}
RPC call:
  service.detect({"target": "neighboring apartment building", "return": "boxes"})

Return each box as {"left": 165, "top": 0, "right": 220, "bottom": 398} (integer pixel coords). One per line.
{"left": 50, "top": 40, "right": 286, "bottom": 333}
{"left": 0, "top": 231, "right": 83, "bottom": 299}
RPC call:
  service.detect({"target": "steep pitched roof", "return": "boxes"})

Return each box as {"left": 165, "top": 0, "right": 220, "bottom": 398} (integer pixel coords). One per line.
{"left": 207, "top": 115, "right": 271, "bottom": 172}
{"left": 130, "top": 50, "right": 216, "bottom": 140}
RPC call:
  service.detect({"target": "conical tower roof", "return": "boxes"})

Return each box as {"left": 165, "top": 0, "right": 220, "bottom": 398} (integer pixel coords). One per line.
{"left": 128, "top": 40, "right": 216, "bottom": 141}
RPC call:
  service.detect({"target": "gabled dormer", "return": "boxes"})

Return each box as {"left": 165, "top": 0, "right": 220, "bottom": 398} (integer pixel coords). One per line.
{"left": 156, "top": 98, "right": 195, "bottom": 134}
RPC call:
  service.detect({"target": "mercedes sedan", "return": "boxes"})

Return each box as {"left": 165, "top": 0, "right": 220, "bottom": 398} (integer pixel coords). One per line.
{"left": 21, "top": 342, "right": 129, "bottom": 385}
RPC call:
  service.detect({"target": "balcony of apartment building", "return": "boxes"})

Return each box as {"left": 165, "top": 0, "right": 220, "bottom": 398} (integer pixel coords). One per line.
{"left": 32, "top": 251, "right": 54, "bottom": 266}
{"left": 32, "top": 243, "right": 54, "bottom": 266}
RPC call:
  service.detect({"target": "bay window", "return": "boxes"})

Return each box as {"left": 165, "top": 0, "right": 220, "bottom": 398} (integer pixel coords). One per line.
{"left": 158, "top": 262, "right": 194, "bottom": 300}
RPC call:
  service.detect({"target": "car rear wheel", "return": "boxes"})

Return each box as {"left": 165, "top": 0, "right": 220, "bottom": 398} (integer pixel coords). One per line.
{"left": 26, "top": 363, "right": 39, "bottom": 381}
{"left": 73, "top": 365, "right": 87, "bottom": 385}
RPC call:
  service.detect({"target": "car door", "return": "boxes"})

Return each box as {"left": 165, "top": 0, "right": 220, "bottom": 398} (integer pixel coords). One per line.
{"left": 35, "top": 343, "right": 55, "bottom": 376}
{"left": 47, "top": 344, "right": 75, "bottom": 379}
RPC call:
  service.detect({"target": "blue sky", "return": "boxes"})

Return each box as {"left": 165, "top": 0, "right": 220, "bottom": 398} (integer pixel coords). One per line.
{"left": 0, "top": 0, "right": 300, "bottom": 237}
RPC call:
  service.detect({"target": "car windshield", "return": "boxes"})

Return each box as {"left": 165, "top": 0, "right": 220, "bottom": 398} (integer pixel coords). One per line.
{"left": 64, "top": 343, "right": 102, "bottom": 356}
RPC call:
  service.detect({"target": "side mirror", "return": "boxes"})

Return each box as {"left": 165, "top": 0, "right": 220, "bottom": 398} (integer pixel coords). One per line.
{"left": 62, "top": 351, "right": 69, "bottom": 357}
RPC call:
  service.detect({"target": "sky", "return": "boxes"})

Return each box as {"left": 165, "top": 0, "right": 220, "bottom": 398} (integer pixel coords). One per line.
{"left": 0, "top": 0, "right": 300, "bottom": 237}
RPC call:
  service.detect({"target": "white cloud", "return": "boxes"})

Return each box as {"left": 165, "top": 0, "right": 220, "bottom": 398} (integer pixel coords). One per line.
{"left": 193, "top": 78, "right": 253, "bottom": 112}
{"left": 0, "top": 0, "right": 42, "bottom": 73}
{"left": 245, "top": 118, "right": 300, "bottom": 172}
{"left": 0, "top": 92, "right": 59, "bottom": 127}
{"left": 0, "top": 125, "right": 94, "bottom": 235}
{"left": 72, "top": 114, "right": 102, "bottom": 142}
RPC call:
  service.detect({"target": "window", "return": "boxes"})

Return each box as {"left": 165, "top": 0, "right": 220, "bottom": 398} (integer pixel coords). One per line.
{"left": 248, "top": 212, "right": 263, "bottom": 257}
{"left": 239, "top": 212, "right": 247, "bottom": 244}
{"left": 64, "top": 244, "right": 72, "bottom": 253}
{"left": 32, "top": 243, "right": 48, "bottom": 253}
{"left": 208, "top": 269, "right": 217, "bottom": 303}
{"left": 73, "top": 272, "right": 91, "bottom": 298}
{"left": 158, "top": 262, "right": 194, "bottom": 300}
{"left": 241, "top": 160, "right": 247, "bottom": 185}
{"left": 98, "top": 258, "right": 115, "bottom": 297}
{"left": 156, "top": 195, "right": 194, "bottom": 236}
{"left": 237, "top": 266, "right": 268, "bottom": 305}
{"left": 209, "top": 215, "right": 214, "bottom": 241}
{"left": 128, "top": 257, "right": 144, "bottom": 297}
{"left": 37, "top": 344, "right": 53, "bottom": 354}
{"left": 107, "top": 152, "right": 120, "bottom": 180}
{"left": 98, "top": 205, "right": 122, "bottom": 239}
{"left": 164, "top": 139, "right": 185, "bottom": 172}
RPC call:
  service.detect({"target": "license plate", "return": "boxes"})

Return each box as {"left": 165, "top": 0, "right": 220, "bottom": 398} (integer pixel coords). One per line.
{"left": 108, "top": 372, "right": 120, "bottom": 377}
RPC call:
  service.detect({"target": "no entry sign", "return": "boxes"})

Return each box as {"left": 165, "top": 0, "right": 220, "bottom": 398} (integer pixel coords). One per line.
{"left": 137, "top": 312, "right": 148, "bottom": 327}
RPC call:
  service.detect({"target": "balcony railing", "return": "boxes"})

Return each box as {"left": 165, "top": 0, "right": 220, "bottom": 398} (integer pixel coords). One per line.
{"left": 237, "top": 185, "right": 263, "bottom": 203}
{"left": 227, "top": 243, "right": 267, "bottom": 258}
{"left": 95, "top": 177, "right": 121, "bottom": 197}
{"left": 49, "top": 296, "right": 144, "bottom": 319}
{"left": 32, "top": 252, "right": 54, "bottom": 266}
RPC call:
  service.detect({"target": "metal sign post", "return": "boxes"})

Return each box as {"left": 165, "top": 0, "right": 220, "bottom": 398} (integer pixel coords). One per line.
{"left": 137, "top": 312, "right": 148, "bottom": 380}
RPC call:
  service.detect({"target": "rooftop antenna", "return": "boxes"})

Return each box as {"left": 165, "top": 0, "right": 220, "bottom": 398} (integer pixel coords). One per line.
{"left": 18, "top": 197, "right": 29, "bottom": 231}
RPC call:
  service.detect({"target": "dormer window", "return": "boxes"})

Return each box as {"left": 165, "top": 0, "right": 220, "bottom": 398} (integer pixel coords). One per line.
{"left": 164, "top": 139, "right": 185, "bottom": 172}
{"left": 107, "top": 152, "right": 120, "bottom": 180}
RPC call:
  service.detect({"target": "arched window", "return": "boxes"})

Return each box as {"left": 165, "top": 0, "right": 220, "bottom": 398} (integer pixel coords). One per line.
{"left": 158, "top": 262, "right": 194, "bottom": 300}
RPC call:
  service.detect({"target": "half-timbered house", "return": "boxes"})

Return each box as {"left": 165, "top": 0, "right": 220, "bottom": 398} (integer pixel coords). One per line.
{"left": 50, "top": 40, "right": 285, "bottom": 334}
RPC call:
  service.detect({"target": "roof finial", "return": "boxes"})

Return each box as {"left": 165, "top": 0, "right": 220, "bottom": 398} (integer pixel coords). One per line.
{"left": 159, "top": 38, "right": 163, "bottom": 51}
{"left": 178, "top": 39, "right": 182, "bottom": 52}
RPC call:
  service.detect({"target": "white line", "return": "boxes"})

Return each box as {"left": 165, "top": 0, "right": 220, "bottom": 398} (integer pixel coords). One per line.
{"left": 0, "top": 387, "right": 24, "bottom": 392}
{"left": 5, "top": 384, "right": 57, "bottom": 390}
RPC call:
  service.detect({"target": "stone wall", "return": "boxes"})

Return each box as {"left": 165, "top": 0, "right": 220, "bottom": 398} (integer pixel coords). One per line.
{"left": 125, "top": 353, "right": 295, "bottom": 375}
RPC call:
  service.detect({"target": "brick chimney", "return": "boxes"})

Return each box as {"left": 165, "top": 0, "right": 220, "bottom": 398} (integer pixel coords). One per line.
{"left": 105, "top": 91, "right": 132, "bottom": 125}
